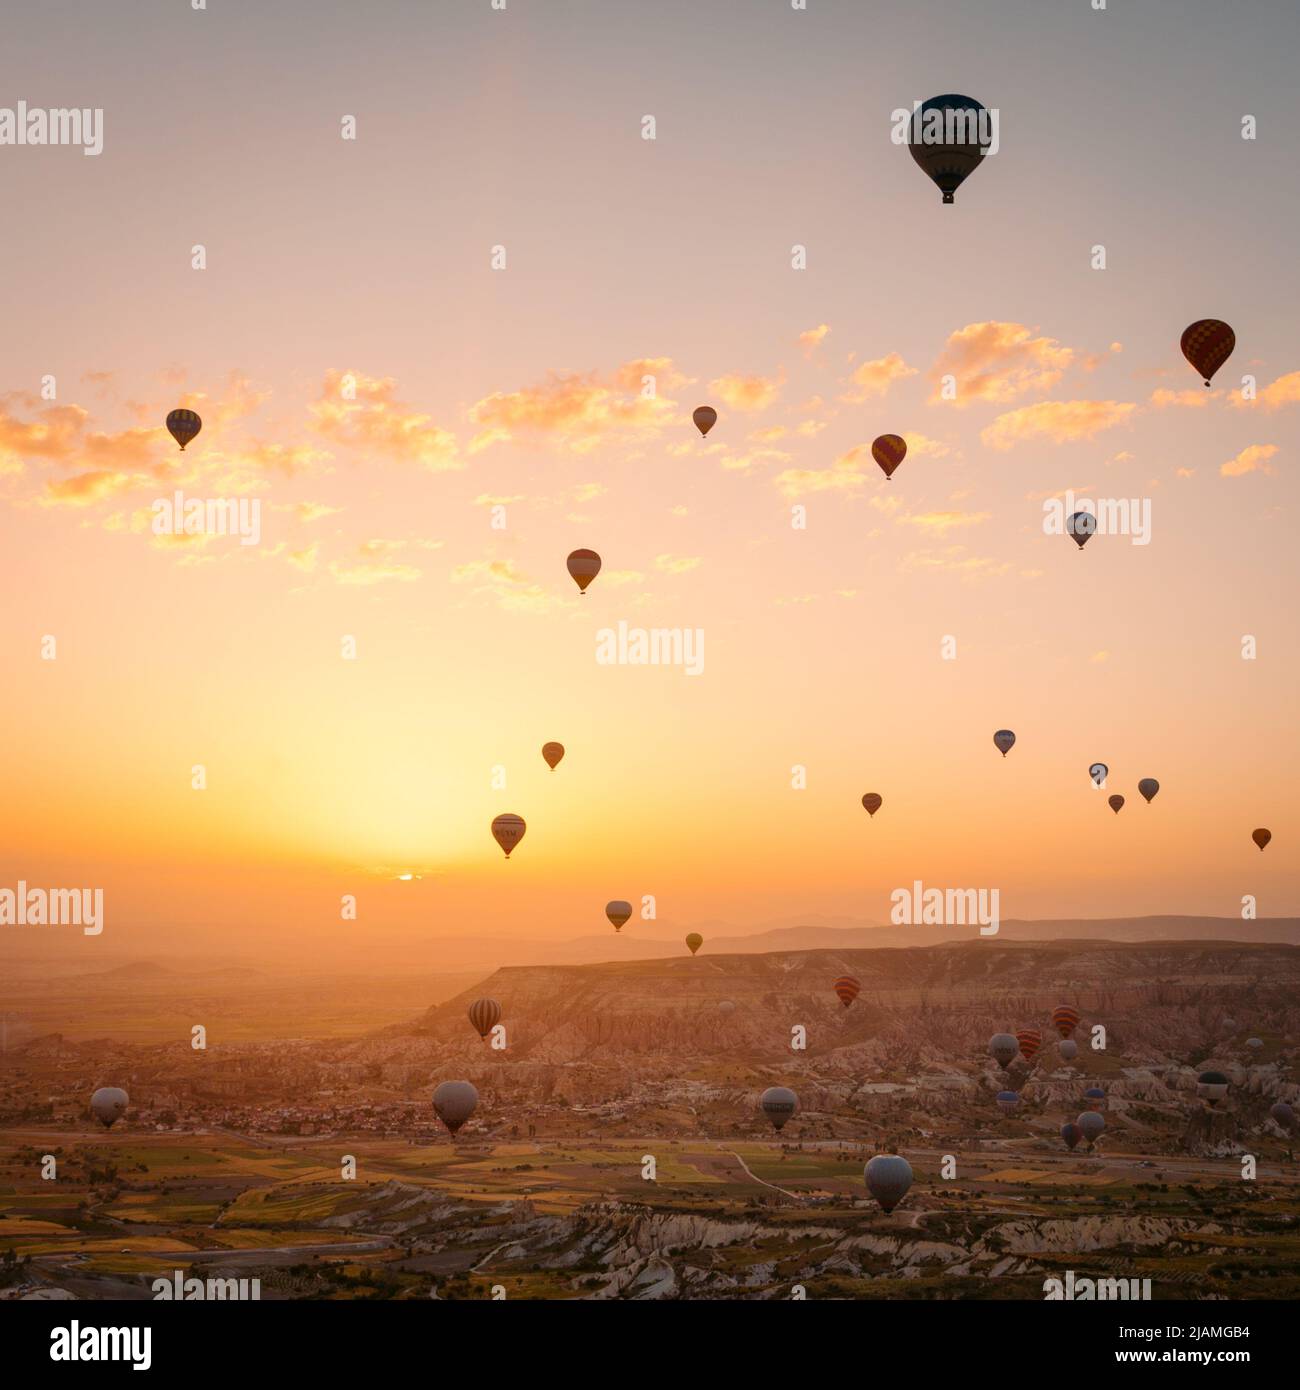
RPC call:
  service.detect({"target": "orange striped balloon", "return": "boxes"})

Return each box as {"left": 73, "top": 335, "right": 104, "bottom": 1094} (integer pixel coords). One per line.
{"left": 467, "top": 997, "right": 501, "bottom": 1041}
{"left": 834, "top": 975, "right": 862, "bottom": 1008}
{"left": 1015, "top": 1027, "right": 1042, "bottom": 1062}
{"left": 1051, "top": 1005, "right": 1081, "bottom": 1039}
{"left": 871, "top": 434, "right": 907, "bottom": 480}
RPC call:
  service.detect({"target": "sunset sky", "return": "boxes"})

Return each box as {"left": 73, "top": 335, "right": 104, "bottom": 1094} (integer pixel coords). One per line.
{"left": 2, "top": 0, "right": 1297, "bottom": 961}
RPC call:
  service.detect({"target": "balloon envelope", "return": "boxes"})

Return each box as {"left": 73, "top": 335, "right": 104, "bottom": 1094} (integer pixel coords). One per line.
{"left": 861, "top": 792, "right": 883, "bottom": 817}
{"left": 1016, "top": 1028, "right": 1042, "bottom": 1062}
{"left": 1061, "top": 1122, "right": 1083, "bottom": 1151}
{"left": 605, "top": 900, "right": 633, "bottom": 930}
{"left": 996, "top": 1090, "right": 1020, "bottom": 1114}
{"left": 1180, "top": 319, "right": 1235, "bottom": 386}
{"left": 491, "top": 813, "right": 526, "bottom": 859}
{"left": 1196, "top": 1071, "right": 1229, "bottom": 1105}
{"left": 468, "top": 998, "right": 501, "bottom": 1040}
{"left": 1108, "top": 794, "right": 1125, "bottom": 814}
{"left": 1138, "top": 778, "right": 1160, "bottom": 803}
{"left": 989, "top": 1033, "right": 1018, "bottom": 1068}
{"left": 90, "top": 1087, "right": 129, "bottom": 1129}
{"left": 433, "top": 1080, "right": 479, "bottom": 1135}
{"left": 1051, "top": 1005, "right": 1081, "bottom": 1038}
{"left": 541, "top": 742, "right": 565, "bottom": 770}
{"left": 1066, "top": 511, "right": 1096, "bottom": 549}
{"left": 719, "top": 1000, "right": 736, "bottom": 1015}
{"left": 864, "top": 1154, "right": 913, "bottom": 1212}
{"left": 871, "top": 434, "right": 907, "bottom": 480}
{"left": 1246, "top": 1037, "right": 1263, "bottom": 1051}
{"left": 1270, "top": 1101, "right": 1295, "bottom": 1131}
{"left": 566, "top": 548, "right": 601, "bottom": 593}
{"left": 692, "top": 405, "right": 717, "bottom": 438}
{"left": 907, "top": 95, "right": 992, "bottom": 203}
{"left": 1059, "top": 1038, "right": 1079, "bottom": 1062}
{"left": 1089, "top": 763, "right": 1108, "bottom": 787}
{"left": 993, "top": 729, "right": 1016, "bottom": 757}
{"left": 165, "top": 408, "right": 201, "bottom": 451}
{"left": 685, "top": 933, "right": 703, "bottom": 955}
{"left": 759, "top": 1086, "right": 798, "bottom": 1131}
{"left": 1078, "top": 1110, "right": 1105, "bottom": 1144}
{"left": 833, "top": 975, "right": 861, "bottom": 1008}
{"left": 1252, "top": 828, "right": 1272, "bottom": 851}
{"left": 1084, "top": 1086, "right": 1106, "bottom": 1106}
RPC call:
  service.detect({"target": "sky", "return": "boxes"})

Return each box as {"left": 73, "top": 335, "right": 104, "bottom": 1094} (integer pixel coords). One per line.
{"left": 1, "top": 0, "right": 1297, "bottom": 962}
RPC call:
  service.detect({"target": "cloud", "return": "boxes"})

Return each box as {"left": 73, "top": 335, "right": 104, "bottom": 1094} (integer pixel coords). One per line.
{"left": 1149, "top": 388, "right": 1212, "bottom": 409}
{"left": 312, "top": 370, "right": 460, "bottom": 471}
{"left": 451, "top": 558, "right": 558, "bottom": 612}
{"left": 773, "top": 443, "right": 872, "bottom": 497}
{"left": 898, "top": 510, "right": 991, "bottom": 536}
{"left": 707, "top": 370, "right": 784, "bottom": 412}
{"left": 329, "top": 539, "right": 422, "bottom": 585}
{"left": 929, "top": 322, "right": 1075, "bottom": 404}
{"left": 469, "top": 358, "right": 683, "bottom": 452}
{"left": 840, "top": 352, "right": 916, "bottom": 403}
{"left": 40, "top": 469, "right": 143, "bottom": 506}
{"left": 1239, "top": 370, "right": 1300, "bottom": 411}
{"left": 798, "top": 324, "right": 830, "bottom": 356}
{"left": 653, "top": 553, "right": 702, "bottom": 574}
{"left": 981, "top": 400, "right": 1136, "bottom": 450}
{"left": 1220, "top": 444, "right": 1278, "bottom": 478}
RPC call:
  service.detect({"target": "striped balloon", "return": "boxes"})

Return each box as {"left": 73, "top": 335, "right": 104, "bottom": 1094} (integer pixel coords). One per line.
{"left": 1051, "top": 1005, "right": 1081, "bottom": 1039}
{"left": 165, "top": 407, "right": 202, "bottom": 451}
{"left": 467, "top": 997, "right": 501, "bottom": 1040}
{"left": 1015, "top": 1027, "right": 1042, "bottom": 1062}
{"left": 871, "top": 434, "right": 907, "bottom": 480}
{"left": 833, "top": 975, "right": 861, "bottom": 1008}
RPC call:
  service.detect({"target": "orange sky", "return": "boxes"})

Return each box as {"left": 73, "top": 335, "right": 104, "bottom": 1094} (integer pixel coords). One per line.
{"left": 1, "top": 1, "right": 1297, "bottom": 959}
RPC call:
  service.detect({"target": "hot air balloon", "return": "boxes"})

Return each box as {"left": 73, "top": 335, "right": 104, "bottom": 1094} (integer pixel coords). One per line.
{"left": 1252, "top": 828, "right": 1272, "bottom": 852}
{"left": 871, "top": 434, "right": 907, "bottom": 481}
{"left": 90, "top": 1087, "right": 129, "bottom": 1130}
{"left": 692, "top": 405, "right": 717, "bottom": 438}
{"left": 864, "top": 1154, "right": 913, "bottom": 1212}
{"left": 993, "top": 729, "right": 1016, "bottom": 757}
{"left": 1138, "top": 778, "right": 1160, "bottom": 804}
{"left": 566, "top": 548, "right": 601, "bottom": 594}
{"left": 907, "top": 94, "right": 992, "bottom": 204}
{"left": 1077, "top": 1110, "right": 1105, "bottom": 1147}
{"left": 861, "top": 793, "right": 883, "bottom": 817}
{"left": 433, "top": 1080, "right": 479, "bottom": 1135}
{"left": 1066, "top": 511, "right": 1096, "bottom": 550}
{"left": 468, "top": 998, "right": 501, "bottom": 1041}
{"left": 1246, "top": 1037, "right": 1264, "bottom": 1052}
{"left": 606, "top": 900, "right": 633, "bottom": 932}
{"left": 989, "top": 1033, "right": 1018, "bottom": 1069}
{"left": 996, "top": 1090, "right": 1020, "bottom": 1115}
{"left": 1059, "top": 1038, "right": 1079, "bottom": 1062}
{"left": 1016, "top": 1028, "right": 1042, "bottom": 1064}
{"left": 719, "top": 1000, "right": 736, "bottom": 1016}
{"left": 1052, "top": 1006, "right": 1081, "bottom": 1039}
{"left": 1108, "top": 794, "right": 1125, "bottom": 814}
{"left": 1089, "top": 763, "right": 1108, "bottom": 787}
{"left": 1180, "top": 319, "right": 1235, "bottom": 387}
{"left": 1083, "top": 1086, "right": 1106, "bottom": 1109}
{"left": 165, "top": 408, "right": 201, "bottom": 451}
{"left": 1270, "top": 1101, "right": 1296, "bottom": 1132}
{"left": 491, "top": 813, "right": 526, "bottom": 859}
{"left": 759, "top": 1086, "right": 798, "bottom": 1132}
{"left": 542, "top": 742, "right": 565, "bottom": 771}
{"left": 1061, "top": 1122, "right": 1083, "bottom": 1151}
{"left": 1196, "top": 1071, "right": 1229, "bottom": 1106}
{"left": 685, "top": 933, "right": 703, "bottom": 956}
{"left": 834, "top": 976, "right": 861, "bottom": 1008}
